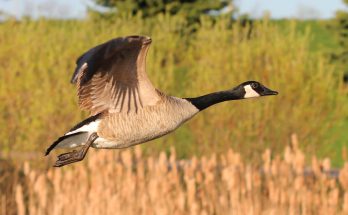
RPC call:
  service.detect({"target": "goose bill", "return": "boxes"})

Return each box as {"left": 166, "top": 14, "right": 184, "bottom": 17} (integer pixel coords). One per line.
{"left": 262, "top": 88, "right": 278, "bottom": 96}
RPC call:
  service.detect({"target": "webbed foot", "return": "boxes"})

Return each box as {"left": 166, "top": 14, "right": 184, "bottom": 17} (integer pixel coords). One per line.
{"left": 53, "top": 132, "right": 98, "bottom": 167}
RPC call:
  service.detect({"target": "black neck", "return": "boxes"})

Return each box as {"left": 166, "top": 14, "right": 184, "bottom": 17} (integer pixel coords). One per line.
{"left": 185, "top": 90, "right": 243, "bottom": 111}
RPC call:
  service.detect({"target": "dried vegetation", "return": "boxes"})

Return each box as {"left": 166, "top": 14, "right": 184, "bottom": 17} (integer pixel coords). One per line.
{"left": 1, "top": 135, "right": 348, "bottom": 215}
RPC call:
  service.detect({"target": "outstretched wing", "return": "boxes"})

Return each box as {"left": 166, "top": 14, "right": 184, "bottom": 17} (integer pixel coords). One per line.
{"left": 72, "top": 36, "right": 160, "bottom": 115}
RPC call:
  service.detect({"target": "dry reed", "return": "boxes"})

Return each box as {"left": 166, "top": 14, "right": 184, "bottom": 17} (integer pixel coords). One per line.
{"left": 1, "top": 135, "right": 347, "bottom": 215}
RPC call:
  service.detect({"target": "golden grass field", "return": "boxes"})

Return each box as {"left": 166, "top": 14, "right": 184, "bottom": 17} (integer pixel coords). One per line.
{"left": 0, "top": 15, "right": 346, "bottom": 159}
{"left": 0, "top": 14, "right": 348, "bottom": 215}
{"left": 1, "top": 134, "right": 348, "bottom": 215}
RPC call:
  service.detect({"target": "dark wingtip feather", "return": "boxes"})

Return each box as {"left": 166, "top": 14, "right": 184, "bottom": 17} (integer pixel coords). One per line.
{"left": 71, "top": 42, "right": 105, "bottom": 85}
{"left": 70, "top": 73, "right": 78, "bottom": 84}
{"left": 71, "top": 60, "right": 85, "bottom": 84}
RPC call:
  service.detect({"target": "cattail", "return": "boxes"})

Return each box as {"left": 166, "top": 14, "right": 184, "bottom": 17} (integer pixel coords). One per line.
{"left": 5, "top": 142, "right": 348, "bottom": 214}
{"left": 15, "top": 185, "right": 25, "bottom": 215}
{"left": 311, "top": 156, "right": 321, "bottom": 177}
{"left": 263, "top": 148, "right": 271, "bottom": 173}
{"left": 322, "top": 158, "right": 331, "bottom": 172}
{"left": 339, "top": 163, "right": 348, "bottom": 212}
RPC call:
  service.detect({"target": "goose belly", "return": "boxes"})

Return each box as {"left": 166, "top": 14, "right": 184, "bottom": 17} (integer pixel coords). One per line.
{"left": 93, "top": 122, "right": 174, "bottom": 149}
{"left": 93, "top": 98, "right": 198, "bottom": 149}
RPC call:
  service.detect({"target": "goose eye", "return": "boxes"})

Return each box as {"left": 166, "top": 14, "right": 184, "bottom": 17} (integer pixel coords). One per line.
{"left": 251, "top": 83, "right": 259, "bottom": 89}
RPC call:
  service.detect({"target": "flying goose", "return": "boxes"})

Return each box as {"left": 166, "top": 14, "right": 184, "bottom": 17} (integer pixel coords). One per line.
{"left": 46, "top": 35, "right": 278, "bottom": 167}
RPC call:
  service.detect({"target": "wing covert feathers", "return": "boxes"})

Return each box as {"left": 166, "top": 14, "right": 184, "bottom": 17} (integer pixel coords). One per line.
{"left": 72, "top": 36, "right": 160, "bottom": 115}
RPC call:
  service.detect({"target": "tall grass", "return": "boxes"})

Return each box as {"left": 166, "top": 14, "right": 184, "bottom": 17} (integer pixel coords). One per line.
{"left": 0, "top": 16, "right": 345, "bottom": 159}
{"left": 1, "top": 136, "right": 348, "bottom": 215}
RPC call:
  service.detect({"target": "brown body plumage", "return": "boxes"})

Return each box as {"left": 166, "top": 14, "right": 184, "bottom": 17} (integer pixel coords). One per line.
{"left": 95, "top": 95, "right": 198, "bottom": 149}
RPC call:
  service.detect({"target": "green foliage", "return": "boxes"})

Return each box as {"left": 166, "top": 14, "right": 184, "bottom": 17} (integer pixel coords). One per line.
{"left": 274, "top": 20, "right": 339, "bottom": 53}
{"left": 96, "top": 0, "right": 230, "bottom": 25}
{"left": 327, "top": 1, "right": 348, "bottom": 75}
{"left": 0, "top": 16, "right": 345, "bottom": 163}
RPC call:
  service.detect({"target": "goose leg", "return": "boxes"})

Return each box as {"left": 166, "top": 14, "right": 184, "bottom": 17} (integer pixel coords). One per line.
{"left": 53, "top": 132, "right": 98, "bottom": 167}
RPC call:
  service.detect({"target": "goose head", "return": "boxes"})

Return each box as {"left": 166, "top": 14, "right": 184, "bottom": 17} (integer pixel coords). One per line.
{"left": 231, "top": 81, "right": 278, "bottom": 99}
{"left": 185, "top": 81, "right": 278, "bottom": 111}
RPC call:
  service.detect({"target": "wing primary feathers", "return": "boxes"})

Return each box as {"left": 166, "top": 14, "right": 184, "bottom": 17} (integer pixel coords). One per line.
{"left": 131, "top": 87, "right": 138, "bottom": 113}
{"left": 127, "top": 87, "right": 132, "bottom": 114}
{"left": 72, "top": 36, "right": 160, "bottom": 115}
{"left": 119, "top": 86, "right": 127, "bottom": 112}
{"left": 136, "top": 86, "right": 143, "bottom": 108}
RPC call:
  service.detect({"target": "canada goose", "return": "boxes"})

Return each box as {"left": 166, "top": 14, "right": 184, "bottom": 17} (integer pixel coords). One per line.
{"left": 46, "top": 35, "right": 278, "bottom": 167}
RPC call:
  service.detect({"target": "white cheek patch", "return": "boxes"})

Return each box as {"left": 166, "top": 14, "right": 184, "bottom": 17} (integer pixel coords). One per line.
{"left": 243, "top": 85, "right": 260, "bottom": 98}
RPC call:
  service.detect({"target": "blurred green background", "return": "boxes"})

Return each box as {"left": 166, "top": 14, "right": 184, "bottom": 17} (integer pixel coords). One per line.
{"left": 0, "top": 0, "right": 347, "bottom": 166}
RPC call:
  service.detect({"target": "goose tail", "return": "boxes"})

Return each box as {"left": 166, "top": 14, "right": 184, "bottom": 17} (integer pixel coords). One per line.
{"left": 45, "top": 132, "right": 89, "bottom": 156}
{"left": 45, "top": 113, "right": 102, "bottom": 156}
